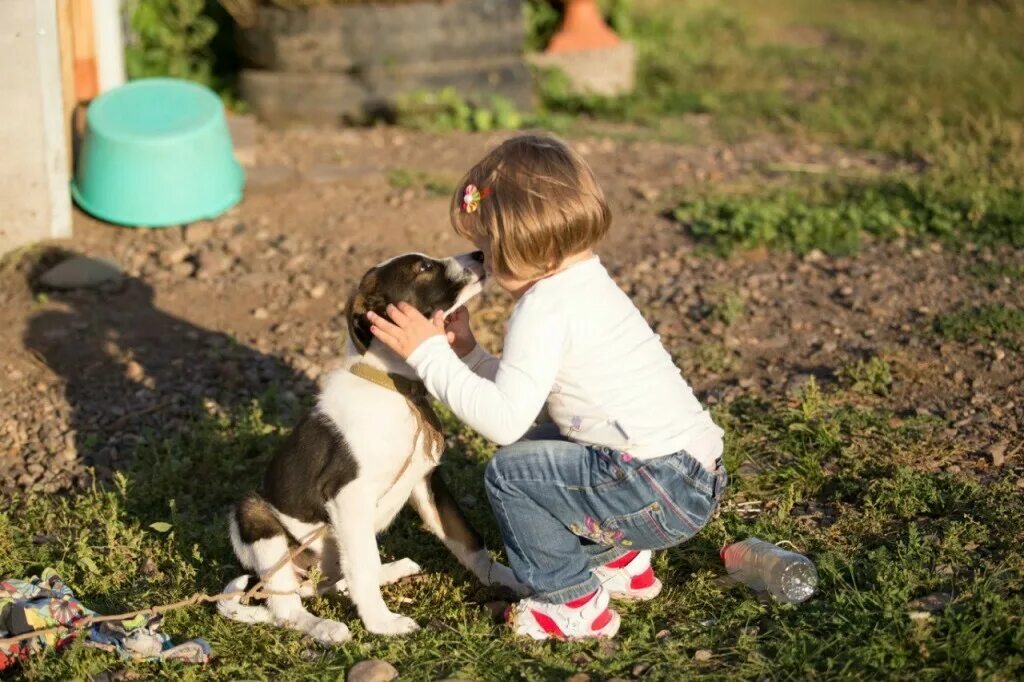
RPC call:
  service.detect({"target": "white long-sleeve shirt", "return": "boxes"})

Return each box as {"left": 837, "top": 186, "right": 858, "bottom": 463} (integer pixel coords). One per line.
{"left": 407, "top": 256, "right": 723, "bottom": 468}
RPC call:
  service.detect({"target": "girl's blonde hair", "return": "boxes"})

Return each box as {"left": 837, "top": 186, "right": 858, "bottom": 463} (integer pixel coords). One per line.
{"left": 450, "top": 134, "right": 611, "bottom": 280}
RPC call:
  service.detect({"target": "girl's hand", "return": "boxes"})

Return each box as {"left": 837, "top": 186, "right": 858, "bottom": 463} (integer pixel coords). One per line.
{"left": 368, "top": 303, "right": 450, "bottom": 359}
{"left": 444, "top": 306, "right": 478, "bottom": 358}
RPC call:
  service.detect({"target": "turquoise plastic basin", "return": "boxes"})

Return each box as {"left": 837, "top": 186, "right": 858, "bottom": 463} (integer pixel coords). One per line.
{"left": 71, "top": 78, "right": 244, "bottom": 227}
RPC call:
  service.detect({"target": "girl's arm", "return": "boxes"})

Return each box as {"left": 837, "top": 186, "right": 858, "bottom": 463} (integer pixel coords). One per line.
{"left": 397, "top": 296, "right": 565, "bottom": 445}
{"left": 459, "top": 344, "right": 500, "bottom": 381}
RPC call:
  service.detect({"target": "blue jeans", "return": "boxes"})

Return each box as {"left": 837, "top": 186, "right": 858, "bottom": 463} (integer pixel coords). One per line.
{"left": 484, "top": 425, "right": 728, "bottom": 603}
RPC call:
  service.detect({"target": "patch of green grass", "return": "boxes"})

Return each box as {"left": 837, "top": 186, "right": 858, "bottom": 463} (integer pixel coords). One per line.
{"left": 677, "top": 342, "right": 737, "bottom": 376}
{"left": 395, "top": 88, "right": 523, "bottom": 133}
{"left": 968, "top": 260, "right": 1024, "bottom": 289}
{"left": 839, "top": 356, "right": 893, "bottom": 397}
{"left": 536, "top": 0, "right": 1024, "bottom": 253}
{"left": 703, "top": 288, "right": 745, "bottom": 326}
{"left": 4, "top": 381, "right": 1023, "bottom": 679}
{"left": 933, "top": 304, "right": 1024, "bottom": 349}
{"left": 387, "top": 169, "right": 456, "bottom": 198}
{"left": 673, "top": 178, "right": 1024, "bottom": 256}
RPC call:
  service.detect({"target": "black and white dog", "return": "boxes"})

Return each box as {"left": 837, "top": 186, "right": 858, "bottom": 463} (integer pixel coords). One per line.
{"left": 218, "top": 252, "right": 525, "bottom": 644}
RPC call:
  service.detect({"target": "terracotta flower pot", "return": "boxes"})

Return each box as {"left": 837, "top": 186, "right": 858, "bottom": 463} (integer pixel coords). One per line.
{"left": 545, "top": 0, "right": 621, "bottom": 53}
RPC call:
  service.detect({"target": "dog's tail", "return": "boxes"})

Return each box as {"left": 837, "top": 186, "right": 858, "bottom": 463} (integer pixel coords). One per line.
{"left": 216, "top": 574, "right": 275, "bottom": 624}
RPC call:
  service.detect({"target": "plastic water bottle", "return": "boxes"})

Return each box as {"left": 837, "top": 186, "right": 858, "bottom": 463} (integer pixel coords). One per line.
{"left": 721, "top": 538, "right": 818, "bottom": 603}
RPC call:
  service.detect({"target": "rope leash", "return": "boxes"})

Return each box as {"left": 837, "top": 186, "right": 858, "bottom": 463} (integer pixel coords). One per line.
{"left": 0, "top": 526, "right": 328, "bottom": 651}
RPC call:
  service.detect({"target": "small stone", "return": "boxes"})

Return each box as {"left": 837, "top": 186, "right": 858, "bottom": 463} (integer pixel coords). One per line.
{"left": 565, "top": 674, "right": 590, "bottom": 682}
{"left": 347, "top": 659, "right": 398, "bottom": 682}
{"left": 171, "top": 261, "right": 195, "bottom": 278}
{"left": 159, "top": 245, "right": 191, "bottom": 267}
{"left": 273, "top": 322, "right": 291, "bottom": 334}
{"left": 40, "top": 256, "right": 122, "bottom": 289}
{"left": 655, "top": 629, "right": 671, "bottom": 640}
{"left": 184, "top": 222, "right": 214, "bottom": 244}
{"left": 987, "top": 440, "right": 1008, "bottom": 467}
{"left": 125, "top": 361, "right": 144, "bottom": 382}
{"left": 631, "top": 662, "right": 651, "bottom": 677}
{"left": 252, "top": 307, "right": 269, "bottom": 320}
{"left": 693, "top": 649, "right": 713, "bottom": 663}
{"left": 569, "top": 652, "right": 592, "bottom": 666}
{"left": 309, "top": 283, "right": 327, "bottom": 299}
{"left": 197, "top": 250, "right": 232, "bottom": 277}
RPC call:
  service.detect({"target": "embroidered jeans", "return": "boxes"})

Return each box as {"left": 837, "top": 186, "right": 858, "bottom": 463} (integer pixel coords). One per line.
{"left": 484, "top": 425, "right": 728, "bottom": 603}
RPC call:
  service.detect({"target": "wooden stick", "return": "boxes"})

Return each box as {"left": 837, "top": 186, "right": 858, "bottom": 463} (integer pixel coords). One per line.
{"left": 69, "top": 0, "right": 98, "bottom": 102}
{"left": 55, "top": 0, "right": 78, "bottom": 173}
{"left": 0, "top": 526, "right": 327, "bottom": 651}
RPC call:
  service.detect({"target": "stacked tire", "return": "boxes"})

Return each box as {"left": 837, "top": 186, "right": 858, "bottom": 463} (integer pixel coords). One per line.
{"left": 238, "top": 0, "right": 533, "bottom": 126}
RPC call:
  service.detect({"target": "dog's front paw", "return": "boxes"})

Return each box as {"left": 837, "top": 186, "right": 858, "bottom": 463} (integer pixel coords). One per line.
{"left": 489, "top": 561, "right": 531, "bottom": 597}
{"left": 381, "top": 557, "right": 422, "bottom": 584}
{"left": 364, "top": 612, "right": 420, "bottom": 636}
{"left": 307, "top": 618, "right": 352, "bottom": 645}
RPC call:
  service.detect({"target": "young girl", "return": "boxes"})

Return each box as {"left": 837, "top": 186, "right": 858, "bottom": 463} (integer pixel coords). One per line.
{"left": 367, "top": 134, "right": 727, "bottom": 640}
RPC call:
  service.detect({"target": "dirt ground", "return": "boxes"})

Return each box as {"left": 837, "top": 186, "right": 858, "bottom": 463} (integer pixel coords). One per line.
{"left": 1, "top": 123, "right": 1021, "bottom": 494}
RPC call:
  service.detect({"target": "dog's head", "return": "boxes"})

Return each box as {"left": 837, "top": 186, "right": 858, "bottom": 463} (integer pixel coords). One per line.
{"left": 346, "top": 251, "right": 486, "bottom": 354}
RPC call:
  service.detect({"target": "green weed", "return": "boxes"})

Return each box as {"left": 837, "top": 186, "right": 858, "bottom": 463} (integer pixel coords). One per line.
{"left": 395, "top": 88, "right": 523, "bottom": 133}
{"left": 839, "top": 356, "right": 893, "bottom": 397}
{"left": 968, "top": 260, "right": 1024, "bottom": 289}
{"left": 933, "top": 304, "right": 1024, "bottom": 349}
{"left": 387, "top": 169, "right": 456, "bottom": 198}
{"left": 674, "top": 178, "right": 1024, "bottom": 256}
{"left": 125, "top": 0, "right": 218, "bottom": 86}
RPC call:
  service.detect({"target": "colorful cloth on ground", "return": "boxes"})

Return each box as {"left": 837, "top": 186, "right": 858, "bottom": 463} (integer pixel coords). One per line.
{"left": 0, "top": 569, "right": 210, "bottom": 671}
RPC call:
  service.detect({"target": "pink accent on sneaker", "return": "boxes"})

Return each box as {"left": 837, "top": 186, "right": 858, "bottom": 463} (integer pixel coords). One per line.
{"left": 594, "top": 549, "right": 663, "bottom": 601}
{"left": 565, "top": 590, "right": 597, "bottom": 608}
{"left": 605, "top": 550, "right": 639, "bottom": 570}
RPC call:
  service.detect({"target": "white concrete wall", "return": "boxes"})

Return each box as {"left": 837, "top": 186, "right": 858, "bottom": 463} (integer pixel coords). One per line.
{"left": 0, "top": 0, "right": 72, "bottom": 256}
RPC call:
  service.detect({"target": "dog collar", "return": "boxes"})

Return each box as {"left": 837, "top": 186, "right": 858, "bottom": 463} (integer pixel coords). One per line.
{"left": 349, "top": 362, "right": 426, "bottom": 398}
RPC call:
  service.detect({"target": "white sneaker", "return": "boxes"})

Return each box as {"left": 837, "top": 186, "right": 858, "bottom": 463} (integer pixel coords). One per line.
{"left": 593, "top": 550, "right": 663, "bottom": 601}
{"left": 505, "top": 584, "right": 620, "bottom": 641}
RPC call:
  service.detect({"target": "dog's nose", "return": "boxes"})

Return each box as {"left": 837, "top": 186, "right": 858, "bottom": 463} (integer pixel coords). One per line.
{"left": 470, "top": 250, "right": 485, "bottom": 263}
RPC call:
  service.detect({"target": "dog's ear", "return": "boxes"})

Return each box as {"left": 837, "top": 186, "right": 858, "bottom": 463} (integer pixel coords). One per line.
{"left": 346, "top": 292, "right": 373, "bottom": 354}
{"left": 346, "top": 270, "right": 382, "bottom": 354}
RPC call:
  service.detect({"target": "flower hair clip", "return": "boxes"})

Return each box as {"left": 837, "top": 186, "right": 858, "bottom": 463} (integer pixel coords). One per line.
{"left": 461, "top": 184, "right": 492, "bottom": 213}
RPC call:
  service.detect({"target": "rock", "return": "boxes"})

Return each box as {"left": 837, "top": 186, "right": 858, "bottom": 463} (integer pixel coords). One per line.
{"left": 655, "top": 629, "right": 671, "bottom": 640}
{"left": 569, "top": 652, "right": 592, "bottom": 666}
{"left": 347, "top": 659, "right": 398, "bottom": 682}
{"left": 197, "top": 249, "right": 233, "bottom": 277}
{"left": 184, "top": 222, "right": 214, "bottom": 245}
{"left": 39, "top": 256, "right": 122, "bottom": 289}
{"left": 987, "top": 440, "right": 1008, "bottom": 467}
{"left": 125, "top": 361, "right": 144, "bottom": 382}
{"left": 171, "top": 261, "right": 195, "bottom": 278}
{"left": 693, "top": 649, "right": 713, "bottom": 663}
{"left": 253, "top": 307, "right": 269, "bottom": 320}
{"left": 159, "top": 245, "right": 191, "bottom": 267}
{"left": 309, "top": 282, "right": 327, "bottom": 299}
{"left": 527, "top": 42, "right": 636, "bottom": 97}
{"left": 565, "top": 674, "right": 590, "bottom": 682}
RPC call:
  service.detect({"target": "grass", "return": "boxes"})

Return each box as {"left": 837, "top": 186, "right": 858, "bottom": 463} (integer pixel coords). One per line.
{"left": 534, "top": 0, "right": 1024, "bottom": 255}
{"left": 387, "top": 168, "right": 457, "bottom": 198}
{"left": 4, "top": 381, "right": 1022, "bottom": 680}
{"left": 933, "top": 305, "right": 1024, "bottom": 350}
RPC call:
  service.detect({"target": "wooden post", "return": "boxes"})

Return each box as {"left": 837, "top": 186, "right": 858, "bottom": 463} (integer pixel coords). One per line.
{"left": 55, "top": 0, "right": 77, "bottom": 173}
{"left": 69, "top": 0, "right": 98, "bottom": 101}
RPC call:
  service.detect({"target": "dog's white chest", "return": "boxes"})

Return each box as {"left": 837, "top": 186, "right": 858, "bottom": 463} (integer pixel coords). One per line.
{"left": 317, "top": 369, "right": 437, "bottom": 528}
